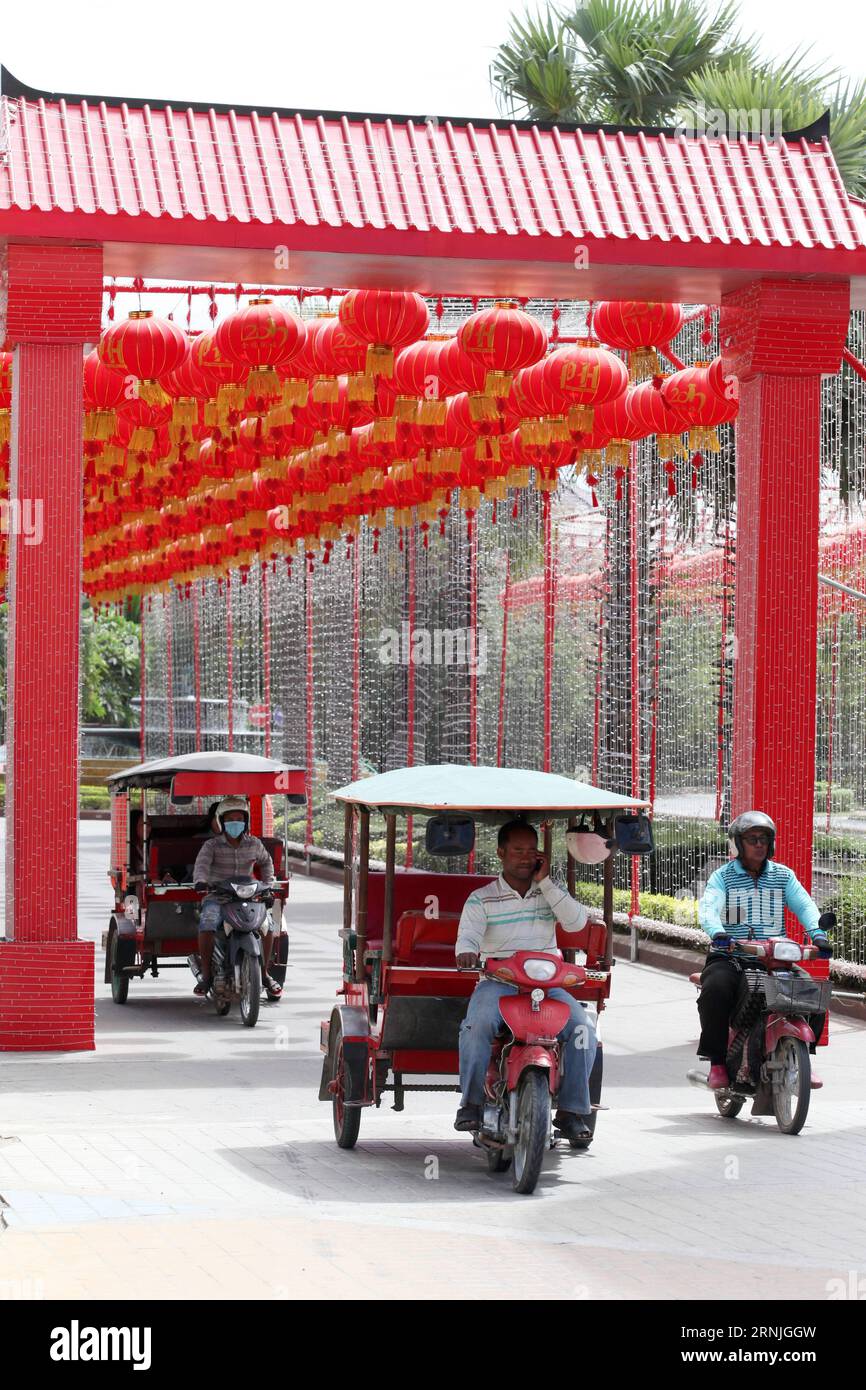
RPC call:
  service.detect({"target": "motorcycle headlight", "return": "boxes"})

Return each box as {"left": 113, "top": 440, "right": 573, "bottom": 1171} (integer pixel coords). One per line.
{"left": 523, "top": 958, "right": 558, "bottom": 981}
{"left": 773, "top": 940, "right": 803, "bottom": 962}
{"left": 232, "top": 882, "right": 257, "bottom": 899}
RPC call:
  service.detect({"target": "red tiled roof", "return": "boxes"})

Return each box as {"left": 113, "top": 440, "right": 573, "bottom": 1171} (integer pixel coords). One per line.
{"left": 2, "top": 90, "right": 865, "bottom": 253}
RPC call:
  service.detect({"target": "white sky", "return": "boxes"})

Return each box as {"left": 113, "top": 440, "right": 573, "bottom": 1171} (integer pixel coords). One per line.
{"left": 2, "top": 0, "right": 865, "bottom": 117}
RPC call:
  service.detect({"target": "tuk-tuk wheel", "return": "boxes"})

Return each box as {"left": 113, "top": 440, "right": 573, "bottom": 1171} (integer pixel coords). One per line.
{"left": 331, "top": 1025, "right": 362, "bottom": 1150}
{"left": 109, "top": 932, "right": 129, "bottom": 1005}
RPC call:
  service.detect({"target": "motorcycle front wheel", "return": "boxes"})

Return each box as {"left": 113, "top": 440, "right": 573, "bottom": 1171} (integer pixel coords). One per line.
{"left": 772, "top": 1037, "right": 810, "bottom": 1134}
{"left": 239, "top": 953, "right": 261, "bottom": 1028}
{"left": 512, "top": 1070, "right": 550, "bottom": 1195}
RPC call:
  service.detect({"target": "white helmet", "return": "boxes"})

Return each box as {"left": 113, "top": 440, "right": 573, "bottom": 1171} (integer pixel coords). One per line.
{"left": 566, "top": 829, "right": 611, "bottom": 864}
{"left": 215, "top": 796, "right": 249, "bottom": 831}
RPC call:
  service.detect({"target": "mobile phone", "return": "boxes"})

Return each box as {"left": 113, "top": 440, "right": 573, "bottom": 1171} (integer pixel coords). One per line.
{"left": 534, "top": 857, "right": 543, "bottom": 874}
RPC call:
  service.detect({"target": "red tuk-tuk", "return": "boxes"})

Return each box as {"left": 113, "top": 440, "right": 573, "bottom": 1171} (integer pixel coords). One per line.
{"left": 319, "top": 764, "right": 651, "bottom": 1193}
{"left": 105, "top": 752, "right": 305, "bottom": 1010}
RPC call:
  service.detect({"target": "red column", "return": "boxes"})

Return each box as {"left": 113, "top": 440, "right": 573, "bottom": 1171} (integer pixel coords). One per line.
{"left": 0, "top": 243, "right": 103, "bottom": 1051}
{"left": 722, "top": 279, "right": 849, "bottom": 892}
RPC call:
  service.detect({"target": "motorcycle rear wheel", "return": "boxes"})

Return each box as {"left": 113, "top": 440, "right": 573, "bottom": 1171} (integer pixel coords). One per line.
{"left": 772, "top": 1037, "right": 810, "bottom": 1134}
{"left": 239, "top": 954, "right": 261, "bottom": 1028}
{"left": 512, "top": 1070, "right": 550, "bottom": 1195}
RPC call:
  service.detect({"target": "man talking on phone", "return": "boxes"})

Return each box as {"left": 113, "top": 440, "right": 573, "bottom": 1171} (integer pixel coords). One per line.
{"left": 454, "top": 819, "right": 596, "bottom": 1140}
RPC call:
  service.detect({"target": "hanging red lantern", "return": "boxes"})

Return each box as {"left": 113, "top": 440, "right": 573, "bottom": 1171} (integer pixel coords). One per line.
{"left": 456, "top": 301, "right": 547, "bottom": 397}
{"left": 541, "top": 341, "right": 628, "bottom": 433}
{"left": 193, "top": 331, "right": 248, "bottom": 420}
{"left": 338, "top": 289, "right": 430, "bottom": 379}
{"left": 83, "top": 350, "right": 128, "bottom": 442}
{"left": 627, "top": 380, "right": 690, "bottom": 461}
{"left": 593, "top": 388, "right": 650, "bottom": 468}
{"left": 593, "top": 301, "right": 684, "bottom": 378}
{"left": 214, "top": 298, "right": 306, "bottom": 401}
{"left": 660, "top": 366, "right": 739, "bottom": 454}
{"left": 98, "top": 311, "right": 188, "bottom": 405}
{"left": 507, "top": 361, "right": 571, "bottom": 445}
{"left": 308, "top": 317, "right": 368, "bottom": 403}
{"left": 392, "top": 336, "right": 456, "bottom": 425}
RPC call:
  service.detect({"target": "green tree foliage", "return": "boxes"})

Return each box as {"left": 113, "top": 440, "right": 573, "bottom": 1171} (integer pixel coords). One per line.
{"left": 80, "top": 603, "right": 140, "bottom": 727}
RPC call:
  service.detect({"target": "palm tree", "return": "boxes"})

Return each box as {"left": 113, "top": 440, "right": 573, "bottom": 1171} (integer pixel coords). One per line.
{"left": 491, "top": 0, "right": 866, "bottom": 196}
{"left": 491, "top": 0, "right": 756, "bottom": 125}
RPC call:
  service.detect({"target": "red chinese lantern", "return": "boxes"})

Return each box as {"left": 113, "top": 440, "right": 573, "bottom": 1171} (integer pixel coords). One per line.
{"left": 541, "top": 341, "right": 628, "bottom": 433}
{"left": 593, "top": 302, "right": 684, "bottom": 378}
{"left": 193, "top": 331, "right": 248, "bottom": 420}
{"left": 507, "top": 361, "right": 570, "bottom": 444}
{"left": 338, "top": 290, "right": 430, "bottom": 378}
{"left": 627, "top": 380, "right": 690, "bottom": 462}
{"left": 98, "top": 311, "right": 188, "bottom": 405}
{"left": 392, "top": 336, "right": 456, "bottom": 425}
{"left": 593, "top": 388, "right": 649, "bottom": 468}
{"left": 660, "top": 366, "right": 739, "bottom": 454}
{"left": 309, "top": 317, "right": 368, "bottom": 403}
{"left": 707, "top": 355, "right": 739, "bottom": 405}
{"left": 83, "top": 350, "right": 128, "bottom": 442}
{"left": 214, "top": 298, "right": 305, "bottom": 400}
{"left": 457, "top": 301, "right": 547, "bottom": 397}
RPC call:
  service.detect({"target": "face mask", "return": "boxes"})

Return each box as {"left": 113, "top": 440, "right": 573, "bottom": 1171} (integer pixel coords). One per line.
{"left": 223, "top": 820, "right": 246, "bottom": 838}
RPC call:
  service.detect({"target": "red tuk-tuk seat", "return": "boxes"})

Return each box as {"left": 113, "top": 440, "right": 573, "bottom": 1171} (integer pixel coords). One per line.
{"left": 394, "top": 911, "right": 461, "bottom": 967}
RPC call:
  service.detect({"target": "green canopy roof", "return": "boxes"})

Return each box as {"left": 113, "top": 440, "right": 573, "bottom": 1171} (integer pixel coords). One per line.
{"left": 331, "top": 764, "right": 649, "bottom": 821}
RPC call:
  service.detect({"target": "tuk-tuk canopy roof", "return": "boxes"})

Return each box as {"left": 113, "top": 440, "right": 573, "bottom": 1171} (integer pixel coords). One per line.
{"left": 107, "top": 750, "right": 306, "bottom": 798}
{"left": 331, "top": 764, "right": 649, "bottom": 821}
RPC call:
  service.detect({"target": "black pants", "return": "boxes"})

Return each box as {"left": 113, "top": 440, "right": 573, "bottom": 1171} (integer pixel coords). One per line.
{"left": 696, "top": 954, "right": 742, "bottom": 1063}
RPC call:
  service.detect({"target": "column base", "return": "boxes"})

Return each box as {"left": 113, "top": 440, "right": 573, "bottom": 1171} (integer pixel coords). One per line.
{"left": 0, "top": 940, "right": 95, "bottom": 1051}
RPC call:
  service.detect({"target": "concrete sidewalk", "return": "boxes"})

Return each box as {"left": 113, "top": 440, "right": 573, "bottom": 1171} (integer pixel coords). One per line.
{"left": 1, "top": 829, "right": 865, "bottom": 1300}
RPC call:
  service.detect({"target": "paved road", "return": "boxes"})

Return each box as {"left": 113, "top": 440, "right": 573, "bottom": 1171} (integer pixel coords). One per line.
{"left": 1, "top": 825, "right": 865, "bottom": 1300}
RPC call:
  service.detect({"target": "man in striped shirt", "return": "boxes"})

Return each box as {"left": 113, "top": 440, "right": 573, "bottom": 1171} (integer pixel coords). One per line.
{"left": 697, "top": 810, "right": 833, "bottom": 1089}
{"left": 454, "top": 819, "right": 596, "bottom": 1141}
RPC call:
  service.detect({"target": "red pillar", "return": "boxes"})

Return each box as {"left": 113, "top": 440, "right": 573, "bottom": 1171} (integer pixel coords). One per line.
{"left": 722, "top": 279, "right": 849, "bottom": 892}
{"left": 0, "top": 243, "right": 103, "bottom": 1051}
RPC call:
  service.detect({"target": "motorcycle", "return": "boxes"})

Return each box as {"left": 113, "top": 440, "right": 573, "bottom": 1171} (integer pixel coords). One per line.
{"left": 688, "top": 937, "right": 832, "bottom": 1134}
{"left": 468, "top": 950, "right": 589, "bottom": 1194}
{"left": 189, "top": 877, "right": 272, "bottom": 1028}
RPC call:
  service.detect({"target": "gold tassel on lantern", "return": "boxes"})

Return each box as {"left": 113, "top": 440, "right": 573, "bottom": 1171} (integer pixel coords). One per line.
{"left": 474, "top": 437, "right": 501, "bottom": 463}
{"left": 459, "top": 486, "right": 482, "bottom": 513}
{"left": 628, "top": 348, "right": 660, "bottom": 380}
{"left": 365, "top": 344, "right": 395, "bottom": 378}
{"left": 547, "top": 416, "right": 568, "bottom": 442}
{"left": 416, "top": 398, "right": 447, "bottom": 427}
{"left": 468, "top": 394, "right": 499, "bottom": 424}
{"left": 281, "top": 379, "right": 308, "bottom": 408}
{"left": 247, "top": 366, "right": 280, "bottom": 399}
{"left": 604, "top": 441, "right": 630, "bottom": 469}
{"left": 138, "top": 379, "right": 170, "bottom": 407}
{"left": 347, "top": 374, "right": 376, "bottom": 403}
{"left": 312, "top": 377, "right": 339, "bottom": 404}
{"left": 483, "top": 370, "right": 513, "bottom": 397}
{"left": 130, "top": 427, "right": 156, "bottom": 452}
{"left": 567, "top": 405, "right": 594, "bottom": 433}
{"left": 395, "top": 396, "right": 418, "bottom": 423}
{"left": 372, "top": 417, "right": 397, "bottom": 445}
{"left": 84, "top": 410, "right": 117, "bottom": 442}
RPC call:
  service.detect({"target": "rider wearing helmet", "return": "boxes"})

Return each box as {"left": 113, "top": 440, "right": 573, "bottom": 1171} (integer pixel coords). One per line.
{"left": 192, "top": 797, "right": 279, "bottom": 997}
{"left": 696, "top": 810, "right": 833, "bottom": 1089}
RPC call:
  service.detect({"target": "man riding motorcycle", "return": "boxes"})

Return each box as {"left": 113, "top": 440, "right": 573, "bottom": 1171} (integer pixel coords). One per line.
{"left": 192, "top": 796, "right": 281, "bottom": 997}
{"left": 453, "top": 819, "right": 597, "bottom": 1142}
{"left": 697, "top": 810, "right": 833, "bottom": 1089}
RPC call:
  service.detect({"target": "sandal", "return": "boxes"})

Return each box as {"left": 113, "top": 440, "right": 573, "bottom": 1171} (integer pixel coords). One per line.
{"left": 263, "top": 974, "right": 282, "bottom": 997}
{"left": 193, "top": 980, "right": 210, "bottom": 997}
